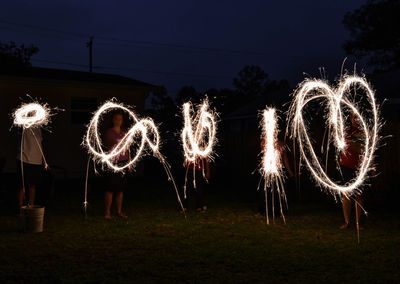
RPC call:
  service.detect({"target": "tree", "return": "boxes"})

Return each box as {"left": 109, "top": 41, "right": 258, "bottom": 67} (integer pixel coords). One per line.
{"left": 147, "top": 86, "right": 180, "bottom": 133}
{"left": 231, "top": 65, "right": 289, "bottom": 108}
{"left": 233, "top": 65, "right": 270, "bottom": 97}
{"left": 175, "top": 86, "right": 201, "bottom": 106}
{"left": 204, "top": 88, "right": 236, "bottom": 113}
{"left": 343, "top": 0, "right": 400, "bottom": 71}
{"left": 0, "top": 41, "right": 39, "bottom": 69}
{"left": 150, "top": 86, "right": 175, "bottom": 112}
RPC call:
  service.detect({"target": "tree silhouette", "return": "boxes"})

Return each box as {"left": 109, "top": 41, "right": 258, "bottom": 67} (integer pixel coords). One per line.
{"left": 343, "top": 0, "right": 400, "bottom": 71}
{"left": 147, "top": 86, "right": 179, "bottom": 133}
{"left": 0, "top": 41, "right": 39, "bottom": 70}
{"left": 175, "top": 86, "right": 201, "bottom": 106}
{"left": 233, "top": 65, "right": 270, "bottom": 97}
{"left": 204, "top": 87, "right": 236, "bottom": 114}
{"left": 150, "top": 86, "right": 175, "bottom": 112}
{"left": 146, "top": 65, "right": 290, "bottom": 123}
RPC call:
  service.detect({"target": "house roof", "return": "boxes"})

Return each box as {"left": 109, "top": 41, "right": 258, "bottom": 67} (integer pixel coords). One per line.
{"left": 0, "top": 66, "right": 159, "bottom": 89}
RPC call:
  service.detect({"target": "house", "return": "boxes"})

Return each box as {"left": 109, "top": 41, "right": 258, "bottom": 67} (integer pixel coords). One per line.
{"left": 0, "top": 67, "right": 157, "bottom": 176}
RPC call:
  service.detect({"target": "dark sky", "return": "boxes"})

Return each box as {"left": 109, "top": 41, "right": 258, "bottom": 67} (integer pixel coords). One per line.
{"left": 0, "top": 0, "right": 367, "bottom": 95}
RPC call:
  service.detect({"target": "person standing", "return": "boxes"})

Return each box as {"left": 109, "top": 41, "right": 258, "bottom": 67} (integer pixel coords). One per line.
{"left": 103, "top": 111, "right": 129, "bottom": 219}
{"left": 182, "top": 157, "right": 210, "bottom": 213}
{"left": 17, "top": 127, "right": 45, "bottom": 211}
{"left": 339, "top": 113, "right": 365, "bottom": 229}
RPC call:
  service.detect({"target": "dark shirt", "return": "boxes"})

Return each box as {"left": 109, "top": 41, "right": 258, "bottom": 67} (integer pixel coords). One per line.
{"left": 105, "top": 128, "right": 129, "bottom": 162}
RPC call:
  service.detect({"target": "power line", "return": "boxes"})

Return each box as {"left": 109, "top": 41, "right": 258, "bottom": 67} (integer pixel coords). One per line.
{"left": 31, "top": 58, "right": 234, "bottom": 79}
{"left": 95, "top": 65, "right": 233, "bottom": 79}
{"left": 0, "top": 18, "right": 269, "bottom": 56}
{"left": 0, "top": 19, "right": 88, "bottom": 39}
{"left": 32, "top": 58, "right": 87, "bottom": 68}
{"left": 0, "top": 25, "right": 85, "bottom": 43}
{"left": 95, "top": 36, "right": 268, "bottom": 56}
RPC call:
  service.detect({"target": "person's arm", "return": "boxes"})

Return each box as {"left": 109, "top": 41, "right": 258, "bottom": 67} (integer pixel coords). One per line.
{"left": 37, "top": 129, "right": 48, "bottom": 169}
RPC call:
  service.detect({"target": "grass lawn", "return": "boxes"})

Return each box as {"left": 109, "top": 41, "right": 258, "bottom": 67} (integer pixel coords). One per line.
{"left": 0, "top": 178, "right": 399, "bottom": 283}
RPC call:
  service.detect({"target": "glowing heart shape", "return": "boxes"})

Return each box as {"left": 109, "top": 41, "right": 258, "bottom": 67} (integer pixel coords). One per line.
{"left": 288, "top": 76, "right": 379, "bottom": 197}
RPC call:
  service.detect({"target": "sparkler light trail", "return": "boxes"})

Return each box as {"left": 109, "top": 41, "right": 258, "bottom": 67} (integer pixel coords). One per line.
{"left": 258, "top": 108, "right": 286, "bottom": 224}
{"left": 287, "top": 75, "right": 380, "bottom": 199}
{"left": 13, "top": 103, "right": 50, "bottom": 129}
{"left": 83, "top": 100, "right": 184, "bottom": 213}
{"left": 181, "top": 98, "right": 217, "bottom": 197}
{"left": 13, "top": 101, "right": 53, "bottom": 194}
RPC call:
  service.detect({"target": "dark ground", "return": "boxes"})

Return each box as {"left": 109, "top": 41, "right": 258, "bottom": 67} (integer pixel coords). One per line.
{"left": 0, "top": 171, "right": 399, "bottom": 283}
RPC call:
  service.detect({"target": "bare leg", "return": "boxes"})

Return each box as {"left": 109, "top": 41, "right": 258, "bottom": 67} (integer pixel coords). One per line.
{"left": 105, "top": 191, "right": 113, "bottom": 219}
{"left": 17, "top": 187, "right": 24, "bottom": 212}
{"left": 115, "top": 191, "right": 127, "bottom": 218}
{"left": 28, "top": 185, "right": 36, "bottom": 206}
{"left": 355, "top": 195, "right": 364, "bottom": 227}
{"left": 340, "top": 194, "right": 351, "bottom": 229}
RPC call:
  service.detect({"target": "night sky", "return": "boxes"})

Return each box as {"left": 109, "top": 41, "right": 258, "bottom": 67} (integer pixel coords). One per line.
{"left": 0, "top": 0, "right": 367, "bottom": 95}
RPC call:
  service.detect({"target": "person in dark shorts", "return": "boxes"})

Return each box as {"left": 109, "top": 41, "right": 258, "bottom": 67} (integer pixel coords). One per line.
{"left": 103, "top": 111, "right": 129, "bottom": 219}
{"left": 17, "top": 127, "right": 44, "bottom": 210}
{"left": 339, "top": 113, "right": 365, "bottom": 229}
{"left": 182, "top": 157, "right": 210, "bottom": 213}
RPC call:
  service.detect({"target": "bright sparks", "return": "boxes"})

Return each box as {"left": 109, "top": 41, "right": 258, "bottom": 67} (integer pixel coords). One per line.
{"left": 261, "top": 109, "right": 280, "bottom": 175}
{"left": 84, "top": 101, "right": 161, "bottom": 172}
{"left": 259, "top": 108, "right": 286, "bottom": 224}
{"left": 13, "top": 101, "right": 53, "bottom": 192}
{"left": 181, "top": 98, "right": 217, "bottom": 195}
{"left": 13, "top": 103, "right": 51, "bottom": 129}
{"left": 83, "top": 100, "right": 184, "bottom": 212}
{"left": 287, "top": 75, "right": 380, "bottom": 198}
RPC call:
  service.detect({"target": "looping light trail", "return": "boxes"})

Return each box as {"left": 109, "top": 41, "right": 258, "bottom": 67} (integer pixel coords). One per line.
{"left": 181, "top": 98, "right": 217, "bottom": 196}
{"left": 85, "top": 101, "right": 160, "bottom": 172}
{"left": 13, "top": 101, "right": 53, "bottom": 196}
{"left": 287, "top": 75, "right": 380, "bottom": 198}
{"left": 83, "top": 100, "right": 184, "bottom": 214}
{"left": 182, "top": 98, "right": 217, "bottom": 163}
{"left": 13, "top": 103, "right": 50, "bottom": 129}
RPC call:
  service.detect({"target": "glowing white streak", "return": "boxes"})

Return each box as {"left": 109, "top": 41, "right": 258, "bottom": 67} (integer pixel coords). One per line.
{"left": 259, "top": 108, "right": 286, "bottom": 224}
{"left": 84, "top": 100, "right": 184, "bottom": 213}
{"left": 85, "top": 101, "right": 160, "bottom": 171}
{"left": 181, "top": 98, "right": 217, "bottom": 199}
{"left": 181, "top": 99, "right": 217, "bottom": 164}
{"left": 13, "top": 102, "right": 52, "bottom": 198}
{"left": 288, "top": 76, "right": 379, "bottom": 198}
{"left": 262, "top": 109, "right": 280, "bottom": 176}
{"left": 13, "top": 103, "right": 50, "bottom": 129}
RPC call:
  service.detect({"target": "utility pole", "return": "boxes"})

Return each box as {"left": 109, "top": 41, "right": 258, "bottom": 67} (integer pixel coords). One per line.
{"left": 86, "top": 36, "right": 93, "bottom": 72}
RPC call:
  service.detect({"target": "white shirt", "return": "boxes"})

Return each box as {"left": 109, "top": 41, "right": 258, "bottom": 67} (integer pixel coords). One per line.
{"left": 17, "top": 127, "right": 44, "bottom": 165}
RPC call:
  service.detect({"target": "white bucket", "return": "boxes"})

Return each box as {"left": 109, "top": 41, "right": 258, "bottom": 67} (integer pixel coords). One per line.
{"left": 21, "top": 206, "right": 45, "bottom": 233}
